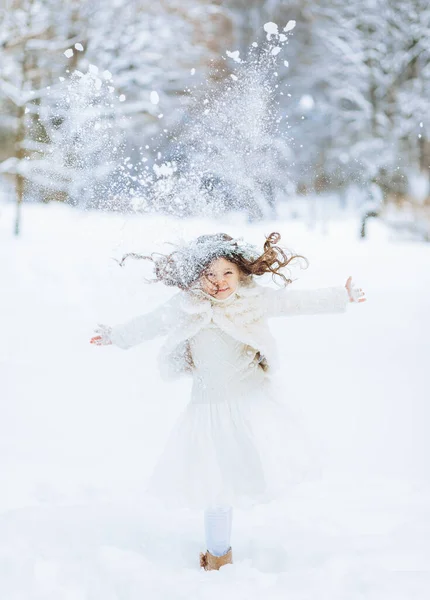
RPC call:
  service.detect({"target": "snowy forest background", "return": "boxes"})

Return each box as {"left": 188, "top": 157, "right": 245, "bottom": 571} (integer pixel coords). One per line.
{"left": 2, "top": 3, "right": 430, "bottom": 596}
{"left": 1, "top": 0, "right": 430, "bottom": 235}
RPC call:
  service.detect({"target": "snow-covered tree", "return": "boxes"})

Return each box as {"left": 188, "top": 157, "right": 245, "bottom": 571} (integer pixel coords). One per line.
{"left": 0, "top": 0, "right": 236, "bottom": 221}
{"left": 390, "top": 0, "right": 430, "bottom": 196}
{"left": 0, "top": 0, "right": 90, "bottom": 231}
{"left": 223, "top": 0, "right": 430, "bottom": 200}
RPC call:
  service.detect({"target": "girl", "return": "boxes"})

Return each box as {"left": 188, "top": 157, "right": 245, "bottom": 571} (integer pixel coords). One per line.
{"left": 90, "top": 232, "right": 366, "bottom": 571}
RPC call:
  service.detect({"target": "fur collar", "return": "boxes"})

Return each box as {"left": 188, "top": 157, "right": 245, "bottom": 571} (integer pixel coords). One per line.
{"left": 178, "top": 279, "right": 263, "bottom": 313}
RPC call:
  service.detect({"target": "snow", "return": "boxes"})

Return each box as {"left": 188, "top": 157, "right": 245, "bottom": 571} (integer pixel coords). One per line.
{"left": 2, "top": 3, "right": 428, "bottom": 206}
{"left": 299, "top": 94, "right": 315, "bottom": 111}
{"left": 264, "top": 22, "right": 279, "bottom": 38}
{"left": 157, "top": 35, "right": 292, "bottom": 221}
{"left": 150, "top": 90, "right": 160, "bottom": 105}
{"left": 408, "top": 170, "right": 430, "bottom": 203}
{"left": 1, "top": 202, "right": 430, "bottom": 598}
{"left": 226, "top": 50, "right": 241, "bottom": 63}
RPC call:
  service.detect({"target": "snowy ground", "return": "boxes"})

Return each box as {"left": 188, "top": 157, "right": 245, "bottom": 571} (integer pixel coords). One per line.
{"left": 1, "top": 202, "right": 430, "bottom": 599}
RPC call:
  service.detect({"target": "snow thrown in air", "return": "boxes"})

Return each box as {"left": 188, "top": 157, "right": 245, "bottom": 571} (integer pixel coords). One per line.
{"left": 36, "top": 21, "right": 296, "bottom": 216}
{"left": 150, "top": 91, "right": 160, "bottom": 105}
{"left": 132, "top": 21, "right": 296, "bottom": 221}
{"left": 284, "top": 21, "right": 296, "bottom": 32}
{"left": 226, "top": 50, "right": 242, "bottom": 63}
{"left": 264, "top": 22, "right": 279, "bottom": 39}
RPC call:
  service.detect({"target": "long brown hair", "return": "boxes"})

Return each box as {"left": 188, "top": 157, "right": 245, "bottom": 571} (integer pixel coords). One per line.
{"left": 118, "top": 232, "right": 308, "bottom": 289}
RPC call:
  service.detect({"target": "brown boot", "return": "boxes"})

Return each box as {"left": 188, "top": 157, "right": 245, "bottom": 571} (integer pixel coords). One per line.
{"left": 199, "top": 547, "right": 233, "bottom": 571}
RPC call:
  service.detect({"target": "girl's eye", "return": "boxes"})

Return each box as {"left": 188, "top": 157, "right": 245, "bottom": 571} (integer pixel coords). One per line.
{"left": 225, "top": 271, "right": 233, "bottom": 275}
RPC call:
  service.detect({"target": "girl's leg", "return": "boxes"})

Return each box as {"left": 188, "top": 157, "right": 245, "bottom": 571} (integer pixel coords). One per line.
{"left": 204, "top": 504, "right": 233, "bottom": 557}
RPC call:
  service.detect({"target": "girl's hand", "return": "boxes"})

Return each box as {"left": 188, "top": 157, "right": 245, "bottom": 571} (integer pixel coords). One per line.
{"left": 90, "top": 324, "right": 113, "bottom": 345}
{"left": 345, "top": 276, "right": 366, "bottom": 303}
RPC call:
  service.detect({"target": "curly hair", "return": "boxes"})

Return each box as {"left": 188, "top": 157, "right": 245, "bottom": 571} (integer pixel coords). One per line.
{"left": 117, "top": 232, "right": 308, "bottom": 289}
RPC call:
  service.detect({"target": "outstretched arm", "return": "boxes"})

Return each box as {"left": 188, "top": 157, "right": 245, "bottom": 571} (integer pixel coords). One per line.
{"left": 90, "top": 295, "right": 178, "bottom": 349}
{"left": 265, "top": 276, "right": 366, "bottom": 318}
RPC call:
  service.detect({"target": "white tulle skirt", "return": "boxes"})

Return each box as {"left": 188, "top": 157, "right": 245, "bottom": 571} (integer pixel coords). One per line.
{"left": 145, "top": 376, "right": 320, "bottom": 510}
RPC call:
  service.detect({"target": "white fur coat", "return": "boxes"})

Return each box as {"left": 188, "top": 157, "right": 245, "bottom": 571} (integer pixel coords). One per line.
{"left": 110, "top": 280, "right": 349, "bottom": 379}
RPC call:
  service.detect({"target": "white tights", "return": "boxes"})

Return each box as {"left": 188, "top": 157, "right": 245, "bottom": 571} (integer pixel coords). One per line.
{"left": 204, "top": 504, "right": 233, "bottom": 557}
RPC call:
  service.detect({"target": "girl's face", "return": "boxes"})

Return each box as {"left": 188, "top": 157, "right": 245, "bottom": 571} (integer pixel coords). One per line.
{"left": 200, "top": 257, "right": 241, "bottom": 299}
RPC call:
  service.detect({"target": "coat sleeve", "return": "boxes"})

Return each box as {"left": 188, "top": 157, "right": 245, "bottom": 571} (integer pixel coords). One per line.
{"left": 109, "top": 295, "right": 178, "bottom": 349}
{"left": 264, "top": 285, "right": 349, "bottom": 318}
